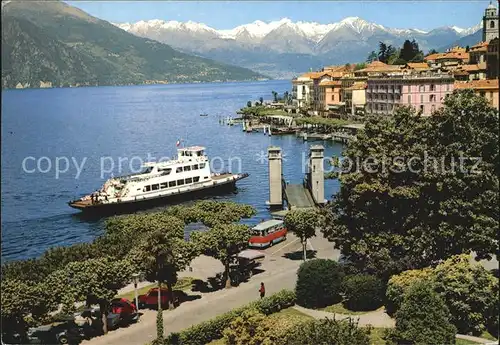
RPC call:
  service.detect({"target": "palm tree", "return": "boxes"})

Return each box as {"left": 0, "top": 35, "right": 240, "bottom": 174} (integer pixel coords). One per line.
{"left": 136, "top": 229, "right": 176, "bottom": 341}
{"left": 284, "top": 91, "right": 289, "bottom": 104}
{"left": 259, "top": 97, "right": 264, "bottom": 105}
{"left": 272, "top": 91, "right": 278, "bottom": 103}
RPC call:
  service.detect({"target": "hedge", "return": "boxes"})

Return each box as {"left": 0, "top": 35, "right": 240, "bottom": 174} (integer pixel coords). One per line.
{"left": 341, "top": 274, "right": 385, "bottom": 311}
{"left": 164, "top": 289, "right": 296, "bottom": 345}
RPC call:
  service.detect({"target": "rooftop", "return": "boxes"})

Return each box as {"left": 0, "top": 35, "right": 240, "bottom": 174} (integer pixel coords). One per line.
{"left": 319, "top": 80, "right": 342, "bottom": 86}
{"left": 454, "top": 79, "right": 499, "bottom": 90}
{"left": 405, "top": 62, "right": 430, "bottom": 70}
{"left": 252, "top": 219, "right": 284, "bottom": 231}
{"left": 345, "top": 81, "right": 367, "bottom": 90}
{"left": 180, "top": 146, "right": 206, "bottom": 152}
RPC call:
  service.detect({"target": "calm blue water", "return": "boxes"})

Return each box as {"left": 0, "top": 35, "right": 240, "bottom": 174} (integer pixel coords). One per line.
{"left": 1, "top": 81, "right": 343, "bottom": 262}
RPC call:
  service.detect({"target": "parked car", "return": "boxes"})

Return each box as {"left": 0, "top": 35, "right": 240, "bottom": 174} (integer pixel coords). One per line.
{"left": 26, "top": 321, "right": 84, "bottom": 344}
{"left": 138, "top": 287, "right": 187, "bottom": 309}
{"left": 74, "top": 306, "right": 121, "bottom": 332}
{"left": 110, "top": 298, "right": 139, "bottom": 325}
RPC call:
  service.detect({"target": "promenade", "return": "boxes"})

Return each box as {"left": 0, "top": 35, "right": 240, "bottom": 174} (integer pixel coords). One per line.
{"left": 84, "top": 230, "right": 339, "bottom": 345}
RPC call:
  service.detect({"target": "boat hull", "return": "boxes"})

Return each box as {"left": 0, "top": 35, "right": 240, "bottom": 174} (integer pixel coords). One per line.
{"left": 69, "top": 174, "right": 248, "bottom": 215}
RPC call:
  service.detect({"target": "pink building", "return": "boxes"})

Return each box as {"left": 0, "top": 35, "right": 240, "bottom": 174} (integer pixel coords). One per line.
{"left": 366, "top": 74, "right": 455, "bottom": 116}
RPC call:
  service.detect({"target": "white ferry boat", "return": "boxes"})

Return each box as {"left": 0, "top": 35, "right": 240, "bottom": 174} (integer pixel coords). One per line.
{"left": 69, "top": 146, "right": 248, "bottom": 213}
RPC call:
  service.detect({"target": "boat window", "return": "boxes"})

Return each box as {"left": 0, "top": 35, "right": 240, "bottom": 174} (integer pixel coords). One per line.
{"left": 200, "top": 163, "right": 206, "bottom": 168}
{"left": 176, "top": 167, "right": 183, "bottom": 173}
{"left": 169, "top": 181, "right": 176, "bottom": 187}
{"left": 193, "top": 176, "right": 200, "bottom": 182}
{"left": 159, "top": 168, "right": 171, "bottom": 175}
{"left": 177, "top": 179, "right": 185, "bottom": 186}
{"left": 144, "top": 186, "right": 151, "bottom": 192}
{"left": 152, "top": 184, "right": 159, "bottom": 191}
{"left": 185, "top": 177, "right": 193, "bottom": 184}
{"left": 142, "top": 167, "right": 153, "bottom": 174}
{"left": 193, "top": 164, "right": 199, "bottom": 170}
{"left": 160, "top": 182, "right": 168, "bottom": 189}
{"left": 204, "top": 176, "right": 209, "bottom": 179}
{"left": 183, "top": 166, "right": 191, "bottom": 171}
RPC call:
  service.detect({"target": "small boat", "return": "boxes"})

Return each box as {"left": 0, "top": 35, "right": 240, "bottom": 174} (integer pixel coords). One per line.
{"left": 200, "top": 113, "right": 208, "bottom": 117}
{"left": 68, "top": 146, "right": 249, "bottom": 214}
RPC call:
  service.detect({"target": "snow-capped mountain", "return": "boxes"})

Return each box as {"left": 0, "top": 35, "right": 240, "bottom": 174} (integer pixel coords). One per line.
{"left": 113, "top": 17, "right": 482, "bottom": 79}
{"left": 114, "top": 16, "right": 479, "bottom": 43}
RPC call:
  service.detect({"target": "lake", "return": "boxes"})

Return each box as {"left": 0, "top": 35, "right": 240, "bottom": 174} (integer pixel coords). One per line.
{"left": 1, "top": 80, "right": 343, "bottom": 262}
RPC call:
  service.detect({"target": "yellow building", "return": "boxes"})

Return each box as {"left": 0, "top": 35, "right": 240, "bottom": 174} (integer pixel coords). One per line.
{"left": 454, "top": 79, "right": 499, "bottom": 109}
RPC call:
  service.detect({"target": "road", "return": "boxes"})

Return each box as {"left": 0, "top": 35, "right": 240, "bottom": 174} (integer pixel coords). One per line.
{"left": 84, "top": 230, "right": 338, "bottom": 345}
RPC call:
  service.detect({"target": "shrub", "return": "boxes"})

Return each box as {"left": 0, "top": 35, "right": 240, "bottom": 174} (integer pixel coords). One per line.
{"left": 282, "top": 318, "right": 370, "bottom": 345}
{"left": 385, "top": 267, "right": 434, "bottom": 315}
{"left": 222, "top": 309, "right": 267, "bottom": 345}
{"left": 296, "top": 259, "right": 344, "bottom": 308}
{"left": 164, "top": 289, "right": 295, "bottom": 345}
{"left": 387, "top": 282, "right": 457, "bottom": 345}
{"left": 433, "top": 254, "right": 499, "bottom": 335}
{"left": 341, "top": 274, "right": 385, "bottom": 311}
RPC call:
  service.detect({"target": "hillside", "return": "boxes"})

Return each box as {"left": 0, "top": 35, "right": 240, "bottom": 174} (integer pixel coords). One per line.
{"left": 1, "top": 0, "right": 266, "bottom": 89}
{"left": 438, "top": 30, "right": 482, "bottom": 52}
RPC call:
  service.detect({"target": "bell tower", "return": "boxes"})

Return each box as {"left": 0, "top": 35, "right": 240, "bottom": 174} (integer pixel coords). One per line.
{"left": 483, "top": 1, "right": 499, "bottom": 43}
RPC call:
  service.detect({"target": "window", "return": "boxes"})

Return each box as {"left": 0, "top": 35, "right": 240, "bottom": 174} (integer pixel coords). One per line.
{"left": 491, "top": 20, "right": 495, "bottom": 29}
{"left": 420, "top": 105, "right": 424, "bottom": 112}
{"left": 430, "top": 94, "right": 436, "bottom": 102}
{"left": 183, "top": 166, "right": 191, "bottom": 171}
{"left": 176, "top": 167, "right": 182, "bottom": 173}
{"left": 420, "top": 95, "right": 424, "bottom": 103}
{"left": 446, "top": 84, "right": 450, "bottom": 91}
{"left": 408, "top": 95, "right": 411, "bottom": 103}
{"left": 193, "top": 176, "right": 200, "bottom": 183}
{"left": 193, "top": 164, "right": 199, "bottom": 170}
{"left": 152, "top": 184, "right": 159, "bottom": 191}
{"left": 169, "top": 181, "right": 176, "bottom": 187}
{"left": 159, "top": 168, "right": 171, "bottom": 175}
{"left": 331, "top": 95, "right": 335, "bottom": 101}
{"left": 177, "top": 179, "right": 185, "bottom": 186}
{"left": 144, "top": 185, "right": 151, "bottom": 192}
{"left": 419, "top": 85, "right": 425, "bottom": 92}
{"left": 430, "top": 84, "right": 435, "bottom": 91}
{"left": 199, "top": 163, "right": 206, "bottom": 169}
{"left": 185, "top": 177, "right": 193, "bottom": 184}
{"left": 160, "top": 182, "right": 168, "bottom": 189}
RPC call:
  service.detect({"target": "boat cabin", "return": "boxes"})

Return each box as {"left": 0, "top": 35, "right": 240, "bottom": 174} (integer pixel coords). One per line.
{"left": 178, "top": 146, "right": 206, "bottom": 160}
{"left": 249, "top": 219, "right": 287, "bottom": 248}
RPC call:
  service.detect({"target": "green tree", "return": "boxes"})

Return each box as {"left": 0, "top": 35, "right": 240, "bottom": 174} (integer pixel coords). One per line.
{"left": 366, "top": 50, "right": 377, "bottom": 63}
{"left": 322, "top": 90, "right": 499, "bottom": 279}
{"left": 247, "top": 101, "right": 252, "bottom": 108}
{"left": 284, "top": 209, "right": 318, "bottom": 261}
{"left": 354, "top": 62, "right": 367, "bottom": 71}
{"left": 428, "top": 48, "right": 438, "bottom": 55}
{"left": 56, "top": 257, "right": 136, "bottom": 334}
{"left": 272, "top": 91, "right": 278, "bottom": 102}
{"left": 432, "top": 254, "right": 498, "bottom": 335}
{"left": 284, "top": 318, "right": 370, "bottom": 345}
{"left": 388, "top": 282, "right": 457, "bottom": 345}
{"left": 283, "top": 91, "right": 289, "bottom": 104}
{"left": 296, "top": 259, "right": 344, "bottom": 308}
{"left": 191, "top": 224, "right": 250, "bottom": 288}
{"left": 259, "top": 97, "right": 263, "bottom": 105}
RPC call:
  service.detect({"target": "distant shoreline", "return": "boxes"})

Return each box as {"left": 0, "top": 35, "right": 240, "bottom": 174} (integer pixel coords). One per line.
{"left": 1, "top": 78, "right": 275, "bottom": 91}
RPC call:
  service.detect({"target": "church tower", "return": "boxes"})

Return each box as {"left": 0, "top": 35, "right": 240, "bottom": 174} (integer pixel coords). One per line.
{"left": 483, "top": 2, "right": 499, "bottom": 42}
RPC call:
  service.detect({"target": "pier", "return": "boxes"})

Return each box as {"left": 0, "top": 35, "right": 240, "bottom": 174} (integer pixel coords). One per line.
{"left": 266, "top": 144, "right": 326, "bottom": 212}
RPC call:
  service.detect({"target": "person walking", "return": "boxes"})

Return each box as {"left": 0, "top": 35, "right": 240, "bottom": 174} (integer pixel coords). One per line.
{"left": 259, "top": 282, "right": 265, "bottom": 299}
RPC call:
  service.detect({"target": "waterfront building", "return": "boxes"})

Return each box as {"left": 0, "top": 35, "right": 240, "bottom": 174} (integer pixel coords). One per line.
{"left": 469, "top": 41, "right": 488, "bottom": 68}
{"left": 486, "top": 37, "right": 499, "bottom": 79}
{"left": 353, "top": 61, "right": 403, "bottom": 77}
{"left": 366, "top": 73, "right": 454, "bottom": 117}
{"left": 454, "top": 79, "right": 499, "bottom": 109}
{"left": 344, "top": 81, "right": 367, "bottom": 117}
{"left": 483, "top": 2, "right": 499, "bottom": 43}
{"left": 292, "top": 75, "right": 314, "bottom": 109}
{"left": 318, "top": 80, "right": 343, "bottom": 115}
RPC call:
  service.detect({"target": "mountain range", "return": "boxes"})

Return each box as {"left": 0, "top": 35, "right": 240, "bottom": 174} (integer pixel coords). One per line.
{"left": 115, "top": 17, "right": 482, "bottom": 78}
{"left": 1, "top": 0, "right": 265, "bottom": 89}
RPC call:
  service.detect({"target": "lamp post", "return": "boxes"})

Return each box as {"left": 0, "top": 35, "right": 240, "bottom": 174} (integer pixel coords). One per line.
{"left": 132, "top": 273, "right": 140, "bottom": 310}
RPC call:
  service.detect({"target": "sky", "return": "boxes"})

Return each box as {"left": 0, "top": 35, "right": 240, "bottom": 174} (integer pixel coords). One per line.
{"left": 67, "top": 1, "right": 491, "bottom": 30}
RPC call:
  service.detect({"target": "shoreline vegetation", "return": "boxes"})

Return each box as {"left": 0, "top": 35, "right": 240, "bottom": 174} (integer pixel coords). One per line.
{"left": 2, "top": 77, "right": 272, "bottom": 91}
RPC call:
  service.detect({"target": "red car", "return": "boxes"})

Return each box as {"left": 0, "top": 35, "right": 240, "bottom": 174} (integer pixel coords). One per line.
{"left": 110, "top": 298, "right": 139, "bottom": 324}
{"left": 138, "top": 288, "right": 186, "bottom": 309}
